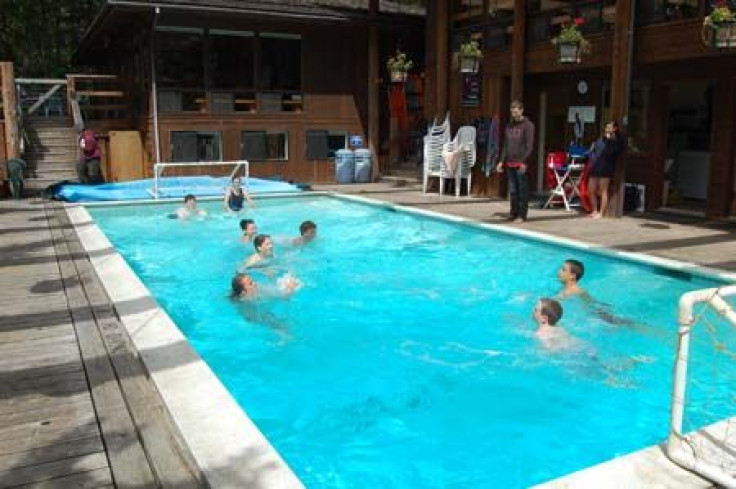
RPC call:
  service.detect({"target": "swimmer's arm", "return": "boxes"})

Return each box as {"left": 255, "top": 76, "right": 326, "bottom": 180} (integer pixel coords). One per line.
{"left": 245, "top": 190, "right": 255, "bottom": 208}
{"left": 223, "top": 188, "right": 233, "bottom": 212}
{"left": 176, "top": 208, "right": 189, "bottom": 219}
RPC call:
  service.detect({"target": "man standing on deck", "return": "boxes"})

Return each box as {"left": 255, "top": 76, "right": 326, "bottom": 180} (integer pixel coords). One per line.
{"left": 497, "top": 100, "right": 535, "bottom": 223}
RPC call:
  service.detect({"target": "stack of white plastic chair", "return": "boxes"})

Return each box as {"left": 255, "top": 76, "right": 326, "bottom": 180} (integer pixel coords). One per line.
{"left": 422, "top": 114, "right": 451, "bottom": 193}
{"left": 440, "top": 125, "right": 477, "bottom": 197}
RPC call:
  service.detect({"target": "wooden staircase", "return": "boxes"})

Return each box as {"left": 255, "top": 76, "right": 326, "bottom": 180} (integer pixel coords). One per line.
{"left": 22, "top": 118, "right": 78, "bottom": 194}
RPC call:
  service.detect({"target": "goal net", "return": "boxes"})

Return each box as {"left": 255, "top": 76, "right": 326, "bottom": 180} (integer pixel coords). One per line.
{"left": 667, "top": 284, "right": 736, "bottom": 488}
{"left": 148, "top": 160, "right": 249, "bottom": 199}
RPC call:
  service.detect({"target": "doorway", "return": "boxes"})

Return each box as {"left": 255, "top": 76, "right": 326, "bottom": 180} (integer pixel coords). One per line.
{"left": 663, "top": 82, "right": 713, "bottom": 214}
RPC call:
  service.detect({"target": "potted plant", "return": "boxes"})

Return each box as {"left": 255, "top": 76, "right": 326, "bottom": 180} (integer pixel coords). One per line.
{"left": 386, "top": 50, "right": 413, "bottom": 83}
{"left": 459, "top": 39, "right": 483, "bottom": 74}
{"left": 703, "top": 1, "right": 736, "bottom": 48}
{"left": 551, "top": 18, "right": 591, "bottom": 63}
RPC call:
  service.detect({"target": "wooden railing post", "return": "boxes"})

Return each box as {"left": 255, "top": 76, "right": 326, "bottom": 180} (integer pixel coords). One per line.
{"left": 1, "top": 62, "right": 20, "bottom": 159}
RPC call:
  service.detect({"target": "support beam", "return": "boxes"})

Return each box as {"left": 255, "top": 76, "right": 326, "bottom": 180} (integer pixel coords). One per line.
{"left": 607, "top": 0, "right": 635, "bottom": 217}
{"left": 426, "top": 0, "right": 448, "bottom": 119}
{"left": 707, "top": 76, "right": 736, "bottom": 218}
{"left": 1, "top": 62, "right": 20, "bottom": 160}
{"left": 368, "top": 24, "right": 380, "bottom": 181}
{"left": 510, "top": 0, "right": 526, "bottom": 102}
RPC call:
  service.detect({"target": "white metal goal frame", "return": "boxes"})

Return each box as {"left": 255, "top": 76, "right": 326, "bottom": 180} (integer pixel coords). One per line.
{"left": 149, "top": 160, "right": 249, "bottom": 199}
{"left": 667, "top": 284, "right": 736, "bottom": 489}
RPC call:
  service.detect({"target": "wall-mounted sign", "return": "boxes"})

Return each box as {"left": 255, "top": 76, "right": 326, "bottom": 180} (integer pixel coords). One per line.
{"left": 349, "top": 135, "right": 364, "bottom": 148}
{"left": 462, "top": 74, "right": 482, "bottom": 107}
{"left": 567, "top": 106, "right": 596, "bottom": 123}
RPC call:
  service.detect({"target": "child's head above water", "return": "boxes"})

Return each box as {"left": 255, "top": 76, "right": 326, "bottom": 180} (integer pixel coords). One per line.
{"left": 558, "top": 259, "right": 584, "bottom": 284}
{"left": 534, "top": 298, "right": 563, "bottom": 327}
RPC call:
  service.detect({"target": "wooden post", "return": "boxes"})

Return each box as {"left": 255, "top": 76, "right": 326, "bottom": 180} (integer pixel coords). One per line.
{"left": 427, "top": 0, "right": 449, "bottom": 119}
{"left": 368, "top": 24, "right": 380, "bottom": 180}
{"left": 706, "top": 76, "right": 736, "bottom": 218}
{"left": 510, "top": 0, "right": 526, "bottom": 102}
{"left": 606, "top": 0, "right": 634, "bottom": 217}
{"left": 1, "top": 62, "right": 20, "bottom": 160}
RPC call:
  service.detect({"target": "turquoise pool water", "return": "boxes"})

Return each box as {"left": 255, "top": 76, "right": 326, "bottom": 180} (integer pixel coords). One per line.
{"left": 87, "top": 196, "right": 736, "bottom": 488}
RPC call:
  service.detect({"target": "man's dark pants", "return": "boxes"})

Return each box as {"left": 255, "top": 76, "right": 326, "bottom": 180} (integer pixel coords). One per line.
{"left": 506, "top": 166, "right": 529, "bottom": 220}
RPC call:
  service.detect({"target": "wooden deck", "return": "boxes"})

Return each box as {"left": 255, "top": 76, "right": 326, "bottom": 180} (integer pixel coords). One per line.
{"left": 0, "top": 199, "right": 203, "bottom": 488}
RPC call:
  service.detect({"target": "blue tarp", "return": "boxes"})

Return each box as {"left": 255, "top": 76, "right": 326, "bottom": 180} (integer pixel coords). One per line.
{"left": 55, "top": 176, "right": 302, "bottom": 203}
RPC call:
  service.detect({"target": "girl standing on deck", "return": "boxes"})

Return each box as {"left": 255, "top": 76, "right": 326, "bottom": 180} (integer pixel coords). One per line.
{"left": 588, "top": 121, "right": 624, "bottom": 219}
{"left": 223, "top": 176, "right": 254, "bottom": 213}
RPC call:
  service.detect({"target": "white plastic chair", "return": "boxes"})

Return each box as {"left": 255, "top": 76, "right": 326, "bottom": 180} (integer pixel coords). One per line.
{"left": 422, "top": 113, "right": 451, "bottom": 193}
{"left": 439, "top": 126, "right": 476, "bottom": 197}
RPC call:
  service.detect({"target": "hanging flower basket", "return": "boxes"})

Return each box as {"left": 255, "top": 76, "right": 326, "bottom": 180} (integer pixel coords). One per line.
{"left": 459, "top": 39, "right": 483, "bottom": 74}
{"left": 386, "top": 50, "right": 413, "bottom": 84}
{"left": 460, "top": 56, "right": 481, "bottom": 74}
{"left": 551, "top": 18, "right": 591, "bottom": 64}
{"left": 389, "top": 70, "right": 408, "bottom": 83}
{"left": 704, "top": 20, "right": 736, "bottom": 47}
{"left": 703, "top": 3, "right": 736, "bottom": 48}
{"left": 556, "top": 41, "right": 582, "bottom": 63}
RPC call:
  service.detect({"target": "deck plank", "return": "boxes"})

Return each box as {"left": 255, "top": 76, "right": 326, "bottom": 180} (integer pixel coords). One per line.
{"left": 0, "top": 452, "right": 109, "bottom": 487}
{"left": 47, "top": 205, "right": 158, "bottom": 488}
{"left": 0, "top": 201, "right": 114, "bottom": 488}
{"left": 0, "top": 434, "right": 103, "bottom": 472}
{"left": 58, "top": 204, "right": 203, "bottom": 488}
{"left": 8, "top": 467, "right": 113, "bottom": 488}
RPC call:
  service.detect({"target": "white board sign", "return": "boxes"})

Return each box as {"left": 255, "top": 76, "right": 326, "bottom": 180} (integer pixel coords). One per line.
{"left": 567, "top": 106, "right": 596, "bottom": 123}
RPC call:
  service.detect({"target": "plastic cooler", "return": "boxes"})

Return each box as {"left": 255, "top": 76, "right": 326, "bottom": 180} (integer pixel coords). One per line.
{"left": 335, "top": 149, "right": 355, "bottom": 184}
{"left": 354, "top": 149, "right": 373, "bottom": 183}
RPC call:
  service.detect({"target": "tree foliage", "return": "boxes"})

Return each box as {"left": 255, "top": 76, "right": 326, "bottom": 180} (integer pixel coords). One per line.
{"left": 0, "top": 0, "right": 103, "bottom": 77}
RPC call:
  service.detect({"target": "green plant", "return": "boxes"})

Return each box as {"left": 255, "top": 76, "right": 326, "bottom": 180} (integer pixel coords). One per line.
{"left": 551, "top": 18, "right": 592, "bottom": 54}
{"left": 704, "top": 1, "right": 735, "bottom": 26}
{"left": 460, "top": 39, "right": 483, "bottom": 59}
{"left": 386, "top": 50, "right": 414, "bottom": 73}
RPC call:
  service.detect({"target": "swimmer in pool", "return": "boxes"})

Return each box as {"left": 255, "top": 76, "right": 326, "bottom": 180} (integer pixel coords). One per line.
{"left": 533, "top": 298, "right": 575, "bottom": 351}
{"left": 291, "top": 220, "right": 317, "bottom": 245}
{"left": 240, "top": 219, "right": 258, "bottom": 244}
{"left": 230, "top": 272, "right": 301, "bottom": 300}
{"left": 175, "top": 194, "right": 207, "bottom": 220}
{"left": 223, "top": 176, "right": 254, "bottom": 213}
{"left": 244, "top": 234, "right": 274, "bottom": 270}
{"left": 555, "top": 259, "right": 634, "bottom": 326}
{"left": 556, "top": 259, "right": 591, "bottom": 301}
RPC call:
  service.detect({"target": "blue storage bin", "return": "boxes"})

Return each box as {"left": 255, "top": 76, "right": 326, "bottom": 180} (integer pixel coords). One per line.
{"left": 335, "top": 149, "right": 355, "bottom": 184}
{"left": 354, "top": 148, "right": 373, "bottom": 183}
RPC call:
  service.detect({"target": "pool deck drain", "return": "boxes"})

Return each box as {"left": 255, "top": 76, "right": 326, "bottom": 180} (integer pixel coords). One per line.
{"left": 2, "top": 187, "right": 736, "bottom": 488}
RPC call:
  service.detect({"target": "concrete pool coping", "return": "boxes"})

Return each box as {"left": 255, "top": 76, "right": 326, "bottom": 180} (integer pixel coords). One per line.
{"left": 68, "top": 191, "right": 736, "bottom": 488}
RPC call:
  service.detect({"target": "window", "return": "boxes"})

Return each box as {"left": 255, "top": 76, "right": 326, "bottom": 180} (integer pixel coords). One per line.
{"left": 242, "top": 131, "right": 288, "bottom": 161}
{"left": 306, "top": 130, "right": 347, "bottom": 159}
{"left": 170, "top": 131, "right": 222, "bottom": 162}
{"left": 156, "top": 27, "right": 204, "bottom": 89}
{"left": 209, "top": 30, "right": 255, "bottom": 90}
{"left": 259, "top": 33, "right": 301, "bottom": 91}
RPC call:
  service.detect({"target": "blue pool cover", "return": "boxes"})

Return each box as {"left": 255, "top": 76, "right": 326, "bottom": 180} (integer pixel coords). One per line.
{"left": 55, "top": 176, "right": 302, "bottom": 202}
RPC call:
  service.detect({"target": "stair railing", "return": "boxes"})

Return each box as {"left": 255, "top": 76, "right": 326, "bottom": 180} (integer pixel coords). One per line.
{"left": 67, "top": 74, "right": 127, "bottom": 127}
{"left": 15, "top": 78, "right": 70, "bottom": 119}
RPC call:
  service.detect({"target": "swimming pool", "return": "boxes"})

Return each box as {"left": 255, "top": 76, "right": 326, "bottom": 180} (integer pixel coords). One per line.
{"left": 85, "top": 195, "right": 736, "bottom": 488}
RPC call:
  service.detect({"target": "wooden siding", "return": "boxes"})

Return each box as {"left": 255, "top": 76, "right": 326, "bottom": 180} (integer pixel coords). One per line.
{"left": 125, "top": 20, "right": 376, "bottom": 184}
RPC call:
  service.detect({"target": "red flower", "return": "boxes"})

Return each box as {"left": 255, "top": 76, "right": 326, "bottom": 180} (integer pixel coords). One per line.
{"left": 574, "top": 17, "right": 585, "bottom": 26}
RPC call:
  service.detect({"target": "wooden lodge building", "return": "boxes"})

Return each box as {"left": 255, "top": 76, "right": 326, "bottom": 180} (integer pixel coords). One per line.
{"left": 72, "top": 0, "right": 426, "bottom": 184}
{"left": 434, "top": 0, "right": 736, "bottom": 218}
{"left": 1, "top": 0, "right": 736, "bottom": 219}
